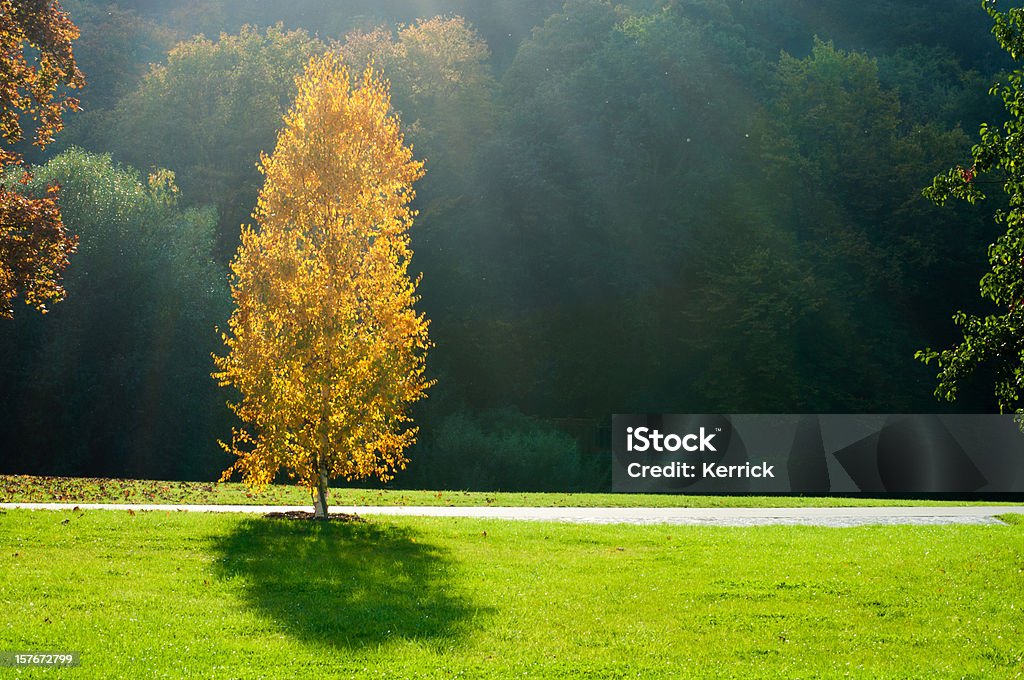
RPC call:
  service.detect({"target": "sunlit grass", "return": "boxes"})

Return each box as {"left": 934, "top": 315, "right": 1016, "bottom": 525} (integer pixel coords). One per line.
{"left": 0, "top": 475, "right": 1017, "bottom": 508}
{"left": 0, "top": 510, "right": 1021, "bottom": 678}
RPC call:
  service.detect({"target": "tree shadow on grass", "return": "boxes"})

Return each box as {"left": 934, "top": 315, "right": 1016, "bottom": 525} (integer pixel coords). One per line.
{"left": 211, "top": 518, "right": 481, "bottom": 649}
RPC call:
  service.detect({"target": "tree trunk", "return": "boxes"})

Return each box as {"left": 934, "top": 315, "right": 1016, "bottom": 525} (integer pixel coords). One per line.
{"left": 314, "top": 381, "right": 331, "bottom": 520}
{"left": 314, "top": 463, "right": 329, "bottom": 520}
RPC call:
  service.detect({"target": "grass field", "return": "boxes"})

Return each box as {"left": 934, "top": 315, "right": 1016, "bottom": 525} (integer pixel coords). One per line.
{"left": 0, "top": 509, "right": 1022, "bottom": 678}
{"left": 0, "top": 475, "right": 1018, "bottom": 508}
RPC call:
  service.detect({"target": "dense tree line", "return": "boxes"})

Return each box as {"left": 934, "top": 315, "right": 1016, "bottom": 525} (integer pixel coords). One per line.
{"left": 0, "top": 0, "right": 1012, "bottom": 486}
{"left": 0, "top": 149, "right": 228, "bottom": 479}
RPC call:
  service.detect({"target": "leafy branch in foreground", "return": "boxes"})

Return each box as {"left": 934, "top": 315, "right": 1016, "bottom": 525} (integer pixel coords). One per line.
{"left": 918, "top": 0, "right": 1024, "bottom": 413}
{"left": 0, "top": 0, "right": 83, "bottom": 317}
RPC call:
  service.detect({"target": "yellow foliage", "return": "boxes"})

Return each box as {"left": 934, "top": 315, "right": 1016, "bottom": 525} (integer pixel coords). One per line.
{"left": 212, "top": 54, "right": 430, "bottom": 498}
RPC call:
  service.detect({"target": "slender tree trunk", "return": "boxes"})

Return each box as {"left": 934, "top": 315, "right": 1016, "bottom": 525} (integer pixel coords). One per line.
{"left": 314, "top": 381, "right": 330, "bottom": 520}
{"left": 315, "top": 463, "right": 329, "bottom": 520}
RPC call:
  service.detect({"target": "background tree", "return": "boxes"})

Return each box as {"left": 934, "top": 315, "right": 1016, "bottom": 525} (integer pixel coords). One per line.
{"left": 762, "top": 38, "right": 979, "bottom": 410}
{"left": 340, "top": 17, "right": 499, "bottom": 201}
{"left": 54, "top": 0, "right": 177, "bottom": 151}
{"left": 214, "top": 55, "right": 430, "bottom": 517}
{"left": 337, "top": 16, "right": 500, "bottom": 386}
{"left": 0, "top": 148, "right": 228, "bottom": 478}
{"left": 919, "top": 0, "right": 1024, "bottom": 414}
{"left": 0, "top": 0, "right": 83, "bottom": 317}
{"left": 103, "top": 24, "right": 322, "bottom": 257}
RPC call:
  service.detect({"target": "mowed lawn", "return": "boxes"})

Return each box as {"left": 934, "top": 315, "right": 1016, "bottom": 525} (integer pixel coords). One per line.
{"left": 0, "top": 510, "right": 1021, "bottom": 678}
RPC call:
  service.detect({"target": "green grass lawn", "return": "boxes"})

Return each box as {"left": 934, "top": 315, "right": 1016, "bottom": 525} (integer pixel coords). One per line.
{"left": 0, "top": 509, "right": 1021, "bottom": 678}
{"left": 1, "top": 475, "right": 1018, "bottom": 508}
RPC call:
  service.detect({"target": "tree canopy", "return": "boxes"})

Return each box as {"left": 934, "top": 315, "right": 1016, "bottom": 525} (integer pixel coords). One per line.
{"left": 104, "top": 24, "right": 322, "bottom": 256}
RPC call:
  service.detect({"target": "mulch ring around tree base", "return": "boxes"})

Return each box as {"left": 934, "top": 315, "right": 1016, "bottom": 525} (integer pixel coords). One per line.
{"left": 264, "top": 511, "right": 365, "bottom": 522}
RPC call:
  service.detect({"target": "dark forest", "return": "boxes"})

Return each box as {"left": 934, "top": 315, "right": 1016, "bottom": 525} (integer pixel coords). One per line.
{"left": 0, "top": 0, "right": 1015, "bottom": 489}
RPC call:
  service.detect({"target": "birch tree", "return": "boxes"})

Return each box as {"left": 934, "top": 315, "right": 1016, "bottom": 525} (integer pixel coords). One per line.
{"left": 214, "top": 55, "right": 431, "bottom": 518}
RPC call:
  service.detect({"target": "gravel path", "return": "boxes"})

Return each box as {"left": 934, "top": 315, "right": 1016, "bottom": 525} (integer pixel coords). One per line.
{"left": 2, "top": 503, "right": 1021, "bottom": 526}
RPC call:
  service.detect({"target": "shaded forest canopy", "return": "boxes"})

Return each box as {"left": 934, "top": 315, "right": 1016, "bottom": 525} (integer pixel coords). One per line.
{"left": 0, "top": 0, "right": 1014, "bottom": 488}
